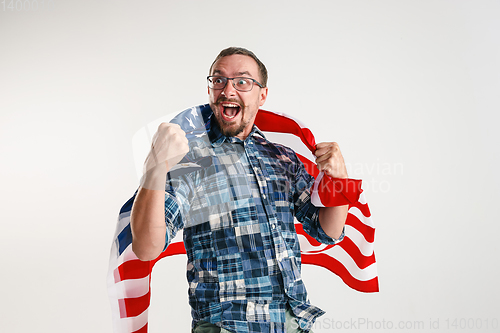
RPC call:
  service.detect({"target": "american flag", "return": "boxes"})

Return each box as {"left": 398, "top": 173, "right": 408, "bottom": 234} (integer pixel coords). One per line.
{"left": 107, "top": 105, "right": 378, "bottom": 333}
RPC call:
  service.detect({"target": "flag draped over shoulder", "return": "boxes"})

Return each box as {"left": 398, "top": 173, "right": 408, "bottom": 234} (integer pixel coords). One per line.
{"left": 107, "top": 106, "right": 378, "bottom": 333}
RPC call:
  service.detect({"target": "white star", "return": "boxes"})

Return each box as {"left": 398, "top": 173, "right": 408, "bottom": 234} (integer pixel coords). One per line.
{"left": 190, "top": 108, "right": 199, "bottom": 118}
{"left": 186, "top": 116, "right": 195, "bottom": 129}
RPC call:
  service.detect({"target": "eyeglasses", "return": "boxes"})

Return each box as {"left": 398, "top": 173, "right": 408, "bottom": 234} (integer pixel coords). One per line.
{"left": 207, "top": 76, "right": 263, "bottom": 92}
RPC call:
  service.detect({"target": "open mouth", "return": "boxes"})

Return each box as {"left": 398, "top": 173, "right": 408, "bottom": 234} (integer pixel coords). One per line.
{"left": 220, "top": 102, "right": 241, "bottom": 122}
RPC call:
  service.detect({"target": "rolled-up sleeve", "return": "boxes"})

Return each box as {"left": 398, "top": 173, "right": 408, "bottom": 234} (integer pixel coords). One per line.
{"left": 163, "top": 174, "right": 192, "bottom": 250}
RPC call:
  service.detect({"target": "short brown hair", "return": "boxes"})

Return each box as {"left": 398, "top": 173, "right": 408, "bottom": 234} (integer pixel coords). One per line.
{"left": 209, "top": 47, "right": 268, "bottom": 87}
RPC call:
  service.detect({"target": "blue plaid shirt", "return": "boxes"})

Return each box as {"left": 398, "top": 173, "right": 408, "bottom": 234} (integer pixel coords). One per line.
{"left": 163, "top": 105, "right": 344, "bottom": 333}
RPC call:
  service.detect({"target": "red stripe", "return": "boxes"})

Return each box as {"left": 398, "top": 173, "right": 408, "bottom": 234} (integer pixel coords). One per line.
{"left": 119, "top": 291, "right": 151, "bottom": 318}
{"left": 337, "top": 237, "right": 376, "bottom": 269}
{"left": 115, "top": 259, "right": 150, "bottom": 282}
{"left": 301, "top": 253, "right": 379, "bottom": 292}
{"left": 296, "top": 223, "right": 375, "bottom": 269}
{"left": 153, "top": 241, "right": 187, "bottom": 264}
{"left": 116, "top": 242, "right": 188, "bottom": 321}
{"left": 295, "top": 223, "right": 334, "bottom": 252}
{"left": 317, "top": 177, "right": 363, "bottom": 206}
{"left": 254, "top": 110, "right": 316, "bottom": 152}
{"left": 351, "top": 200, "right": 371, "bottom": 218}
{"left": 116, "top": 241, "right": 187, "bottom": 282}
{"left": 295, "top": 223, "right": 322, "bottom": 247}
{"left": 345, "top": 214, "right": 375, "bottom": 243}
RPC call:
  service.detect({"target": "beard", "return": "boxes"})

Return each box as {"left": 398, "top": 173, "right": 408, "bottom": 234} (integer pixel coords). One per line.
{"left": 210, "top": 99, "right": 251, "bottom": 138}
{"left": 213, "top": 113, "right": 248, "bottom": 137}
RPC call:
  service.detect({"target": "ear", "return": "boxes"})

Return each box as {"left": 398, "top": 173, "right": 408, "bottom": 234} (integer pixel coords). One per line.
{"left": 259, "top": 87, "right": 268, "bottom": 107}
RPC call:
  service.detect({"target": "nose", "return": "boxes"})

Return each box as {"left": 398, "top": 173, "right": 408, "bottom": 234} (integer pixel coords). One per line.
{"left": 221, "top": 78, "right": 237, "bottom": 97}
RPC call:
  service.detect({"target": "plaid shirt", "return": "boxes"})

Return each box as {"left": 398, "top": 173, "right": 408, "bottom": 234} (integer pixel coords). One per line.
{"left": 164, "top": 106, "right": 344, "bottom": 333}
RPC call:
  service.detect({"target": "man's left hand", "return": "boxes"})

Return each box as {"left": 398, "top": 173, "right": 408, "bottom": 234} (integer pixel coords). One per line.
{"left": 314, "top": 142, "right": 348, "bottom": 179}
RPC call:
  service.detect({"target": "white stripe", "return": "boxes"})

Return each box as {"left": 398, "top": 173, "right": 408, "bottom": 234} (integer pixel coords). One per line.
{"left": 349, "top": 206, "right": 375, "bottom": 228}
{"left": 113, "top": 246, "right": 139, "bottom": 267}
{"left": 329, "top": 246, "right": 377, "bottom": 281}
{"left": 320, "top": 246, "right": 378, "bottom": 281}
{"left": 358, "top": 191, "right": 367, "bottom": 205}
{"left": 297, "top": 224, "right": 374, "bottom": 257}
{"left": 107, "top": 256, "right": 149, "bottom": 332}
{"left": 115, "top": 276, "right": 150, "bottom": 299}
{"left": 170, "top": 229, "right": 183, "bottom": 244}
{"left": 311, "top": 171, "right": 325, "bottom": 207}
{"left": 116, "top": 308, "right": 149, "bottom": 333}
{"left": 107, "top": 260, "right": 122, "bottom": 332}
{"left": 297, "top": 233, "right": 330, "bottom": 253}
{"left": 262, "top": 131, "right": 316, "bottom": 163}
{"left": 298, "top": 233, "right": 377, "bottom": 281}
{"left": 344, "top": 225, "right": 374, "bottom": 256}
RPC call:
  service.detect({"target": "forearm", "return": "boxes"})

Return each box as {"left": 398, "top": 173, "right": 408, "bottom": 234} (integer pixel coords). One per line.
{"left": 130, "top": 122, "right": 189, "bottom": 261}
{"left": 318, "top": 205, "right": 349, "bottom": 240}
{"left": 131, "top": 166, "right": 168, "bottom": 261}
{"left": 315, "top": 141, "right": 351, "bottom": 240}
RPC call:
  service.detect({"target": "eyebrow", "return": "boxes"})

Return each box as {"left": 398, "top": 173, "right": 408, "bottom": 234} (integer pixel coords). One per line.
{"left": 236, "top": 71, "right": 252, "bottom": 77}
{"left": 212, "top": 70, "right": 253, "bottom": 77}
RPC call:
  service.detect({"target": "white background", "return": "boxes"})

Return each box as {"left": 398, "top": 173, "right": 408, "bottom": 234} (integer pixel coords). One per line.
{"left": 1, "top": 0, "right": 499, "bottom": 332}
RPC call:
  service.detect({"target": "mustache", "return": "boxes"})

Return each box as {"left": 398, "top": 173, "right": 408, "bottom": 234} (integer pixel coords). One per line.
{"left": 216, "top": 98, "right": 242, "bottom": 106}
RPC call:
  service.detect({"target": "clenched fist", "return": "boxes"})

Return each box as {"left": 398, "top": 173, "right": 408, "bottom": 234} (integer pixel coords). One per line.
{"left": 314, "top": 142, "right": 348, "bottom": 179}
{"left": 141, "top": 123, "right": 189, "bottom": 189}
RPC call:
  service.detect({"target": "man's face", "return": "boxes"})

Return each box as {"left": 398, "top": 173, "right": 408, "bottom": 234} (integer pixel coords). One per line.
{"left": 208, "top": 54, "right": 268, "bottom": 140}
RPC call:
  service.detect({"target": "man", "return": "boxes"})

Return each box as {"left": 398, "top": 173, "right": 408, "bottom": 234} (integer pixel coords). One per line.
{"left": 130, "top": 47, "right": 350, "bottom": 333}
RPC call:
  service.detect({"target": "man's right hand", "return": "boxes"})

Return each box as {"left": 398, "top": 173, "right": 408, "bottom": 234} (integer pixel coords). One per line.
{"left": 141, "top": 123, "right": 189, "bottom": 189}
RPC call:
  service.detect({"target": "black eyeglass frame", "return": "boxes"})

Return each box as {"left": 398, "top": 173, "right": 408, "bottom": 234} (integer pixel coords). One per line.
{"left": 207, "top": 75, "right": 264, "bottom": 92}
